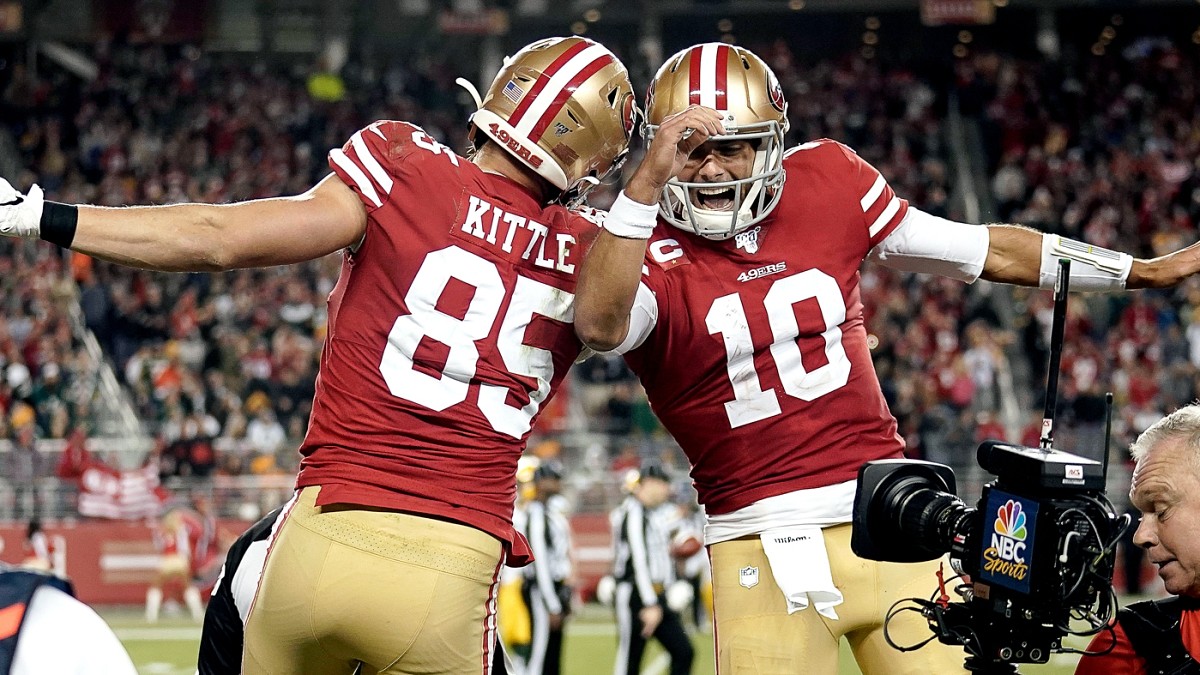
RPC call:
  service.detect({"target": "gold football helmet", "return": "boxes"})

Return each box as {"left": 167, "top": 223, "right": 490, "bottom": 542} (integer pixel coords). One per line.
{"left": 463, "top": 37, "right": 637, "bottom": 205}
{"left": 645, "top": 43, "right": 789, "bottom": 239}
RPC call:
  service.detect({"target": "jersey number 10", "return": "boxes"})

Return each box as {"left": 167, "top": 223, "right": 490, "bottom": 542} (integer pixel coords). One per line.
{"left": 706, "top": 269, "right": 852, "bottom": 428}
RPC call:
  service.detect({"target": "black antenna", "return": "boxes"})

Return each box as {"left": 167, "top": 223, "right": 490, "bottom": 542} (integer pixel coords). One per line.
{"left": 1102, "top": 392, "right": 1113, "bottom": 482}
{"left": 1040, "top": 259, "right": 1071, "bottom": 450}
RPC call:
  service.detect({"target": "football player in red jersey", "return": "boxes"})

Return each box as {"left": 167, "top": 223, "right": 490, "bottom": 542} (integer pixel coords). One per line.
{"left": 574, "top": 43, "right": 1200, "bottom": 674}
{"left": 0, "top": 36, "right": 635, "bottom": 674}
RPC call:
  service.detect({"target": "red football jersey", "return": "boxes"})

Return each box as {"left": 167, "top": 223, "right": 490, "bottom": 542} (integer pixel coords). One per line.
{"left": 625, "top": 140, "right": 909, "bottom": 516}
{"left": 299, "top": 121, "right": 597, "bottom": 565}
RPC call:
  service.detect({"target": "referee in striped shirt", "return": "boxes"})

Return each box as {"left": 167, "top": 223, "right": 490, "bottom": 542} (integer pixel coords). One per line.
{"left": 610, "top": 463, "right": 694, "bottom": 675}
{"left": 521, "top": 461, "right": 574, "bottom": 675}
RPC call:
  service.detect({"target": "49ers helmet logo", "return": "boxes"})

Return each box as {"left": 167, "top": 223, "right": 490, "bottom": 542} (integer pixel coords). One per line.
{"left": 621, "top": 93, "right": 638, "bottom": 139}
{"left": 767, "top": 72, "right": 786, "bottom": 114}
{"left": 644, "top": 78, "right": 658, "bottom": 119}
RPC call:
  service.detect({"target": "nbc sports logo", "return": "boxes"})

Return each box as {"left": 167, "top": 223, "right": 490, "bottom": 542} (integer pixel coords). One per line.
{"left": 983, "top": 498, "right": 1030, "bottom": 583}
{"left": 994, "top": 500, "right": 1027, "bottom": 543}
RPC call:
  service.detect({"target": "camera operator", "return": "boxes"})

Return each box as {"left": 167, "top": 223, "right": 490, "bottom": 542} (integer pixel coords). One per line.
{"left": 1076, "top": 405, "right": 1200, "bottom": 674}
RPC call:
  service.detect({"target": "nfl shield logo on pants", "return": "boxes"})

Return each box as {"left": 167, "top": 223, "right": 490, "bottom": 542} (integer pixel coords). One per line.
{"left": 739, "top": 566, "right": 759, "bottom": 589}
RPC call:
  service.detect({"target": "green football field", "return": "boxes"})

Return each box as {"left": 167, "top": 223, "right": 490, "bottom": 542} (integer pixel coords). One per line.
{"left": 104, "top": 605, "right": 1088, "bottom": 674}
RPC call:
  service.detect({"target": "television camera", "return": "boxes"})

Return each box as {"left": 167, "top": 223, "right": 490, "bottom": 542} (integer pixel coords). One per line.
{"left": 851, "top": 261, "right": 1132, "bottom": 673}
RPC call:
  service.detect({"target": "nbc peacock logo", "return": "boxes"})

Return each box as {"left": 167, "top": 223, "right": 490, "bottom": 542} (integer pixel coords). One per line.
{"left": 983, "top": 499, "right": 1030, "bottom": 582}
{"left": 995, "top": 500, "right": 1028, "bottom": 542}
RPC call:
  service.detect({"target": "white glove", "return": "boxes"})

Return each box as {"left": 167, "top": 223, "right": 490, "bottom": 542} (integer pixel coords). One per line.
{"left": 0, "top": 177, "right": 44, "bottom": 238}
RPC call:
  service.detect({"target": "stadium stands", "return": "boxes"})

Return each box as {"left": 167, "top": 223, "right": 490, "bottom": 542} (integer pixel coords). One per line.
{"left": 1, "top": 24, "right": 1198, "bottom": 523}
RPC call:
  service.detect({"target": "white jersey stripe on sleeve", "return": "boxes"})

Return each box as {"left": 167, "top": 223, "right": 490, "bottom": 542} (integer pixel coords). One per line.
{"left": 513, "top": 44, "right": 612, "bottom": 137}
{"left": 699, "top": 43, "right": 719, "bottom": 109}
{"left": 868, "top": 196, "right": 901, "bottom": 237}
{"left": 350, "top": 130, "right": 394, "bottom": 195}
{"left": 859, "top": 174, "right": 886, "bottom": 212}
{"left": 330, "top": 148, "right": 383, "bottom": 208}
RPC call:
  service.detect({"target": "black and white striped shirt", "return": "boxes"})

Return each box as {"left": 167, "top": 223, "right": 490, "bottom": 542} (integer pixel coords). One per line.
{"left": 522, "top": 498, "right": 573, "bottom": 614}
{"left": 610, "top": 496, "right": 674, "bottom": 606}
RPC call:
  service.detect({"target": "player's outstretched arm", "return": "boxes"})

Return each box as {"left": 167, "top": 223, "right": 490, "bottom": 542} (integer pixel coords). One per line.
{"left": 0, "top": 173, "right": 367, "bottom": 272}
{"left": 982, "top": 224, "right": 1200, "bottom": 290}
{"left": 575, "top": 105, "right": 725, "bottom": 351}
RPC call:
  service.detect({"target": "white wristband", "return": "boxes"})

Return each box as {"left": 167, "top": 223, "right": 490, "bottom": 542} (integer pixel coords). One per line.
{"left": 603, "top": 191, "right": 659, "bottom": 240}
{"left": 1038, "top": 234, "right": 1133, "bottom": 292}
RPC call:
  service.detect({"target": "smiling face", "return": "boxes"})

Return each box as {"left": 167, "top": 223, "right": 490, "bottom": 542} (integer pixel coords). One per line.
{"left": 677, "top": 139, "right": 757, "bottom": 212}
{"left": 643, "top": 43, "right": 789, "bottom": 240}
{"left": 1130, "top": 435, "right": 1200, "bottom": 597}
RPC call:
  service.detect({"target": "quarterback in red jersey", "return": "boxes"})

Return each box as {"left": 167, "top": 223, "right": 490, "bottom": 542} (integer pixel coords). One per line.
{"left": 0, "top": 36, "right": 635, "bottom": 674}
{"left": 575, "top": 43, "right": 1200, "bottom": 674}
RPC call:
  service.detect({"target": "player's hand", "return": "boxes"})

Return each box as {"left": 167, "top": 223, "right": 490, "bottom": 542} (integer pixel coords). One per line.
{"left": 0, "top": 178, "right": 44, "bottom": 239}
{"left": 624, "top": 105, "right": 726, "bottom": 205}
{"left": 639, "top": 604, "right": 663, "bottom": 638}
{"left": 1130, "top": 237, "right": 1200, "bottom": 289}
{"left": 549, "top": 611, "right": 564, "bottom": 631}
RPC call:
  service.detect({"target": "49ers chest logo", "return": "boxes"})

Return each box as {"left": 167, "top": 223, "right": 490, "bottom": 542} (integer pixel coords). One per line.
{"left": 489, "top": 124, "right": 543, "bottom": 168}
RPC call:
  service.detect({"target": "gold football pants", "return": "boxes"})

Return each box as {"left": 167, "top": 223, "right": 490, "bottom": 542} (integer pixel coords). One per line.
{"left": 710, "top": 523, "right": 969, "bottom": 674}
{"left": 244, "top": 487, "right": 504, "bottom": 674}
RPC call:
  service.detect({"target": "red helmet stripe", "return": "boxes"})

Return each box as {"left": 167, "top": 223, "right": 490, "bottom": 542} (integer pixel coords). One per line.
{"left": 528, "top": 53, "right": 615, "bottom": 142}
{"left": 688, "top": 46, "right": 703, "bottom": 106}
{"left": 714, "top": 45, "right": 730, "bottom": 110}
{"left": 508, "top": 39, "right": 591, "bottom": 127}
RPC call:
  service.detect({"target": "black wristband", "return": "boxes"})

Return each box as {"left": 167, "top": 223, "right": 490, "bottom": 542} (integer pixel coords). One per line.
{"left": 39, "top": 201, "right": 78, "bottom": 248}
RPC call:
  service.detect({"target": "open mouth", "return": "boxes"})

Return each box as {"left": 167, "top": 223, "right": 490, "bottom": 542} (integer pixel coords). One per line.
{"left": 693, "top": 186, "right": 736, "bottom": 211}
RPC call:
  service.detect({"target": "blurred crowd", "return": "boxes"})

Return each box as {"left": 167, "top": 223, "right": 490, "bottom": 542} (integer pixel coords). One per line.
{"left": 963, "top": 39, "right": 1200, "bottom": 466}
{"left": 0, "top": 31, "right": 1195, "bottom": 517}
{"left": 3, "top": 42, "right": 469, "bottom": 482}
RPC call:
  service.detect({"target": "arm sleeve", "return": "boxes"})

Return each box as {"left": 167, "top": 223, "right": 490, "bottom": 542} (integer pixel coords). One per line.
{"left": 327, "top": 121, "right": 401, "bottom": 213}
{"left": 12, "top": 586, "right": 138, "bottom": 675}
{"left": 867, "top": 207, "right": 990, "bottom": 282}
{"left": 608, "top": 281, "right": 659, "bottom": 355}
{"left": 835, "top": 143, "right": 909, "bottom": 247}
{"left": 1073, "top": 621, "right": 1146, "bottom": 675}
